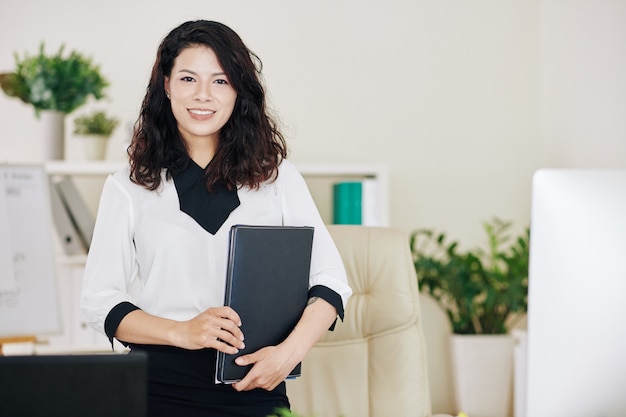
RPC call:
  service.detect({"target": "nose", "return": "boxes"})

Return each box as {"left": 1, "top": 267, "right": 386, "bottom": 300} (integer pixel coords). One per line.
{"left": 193, "top": 80, "right": 212, "bottom": 101}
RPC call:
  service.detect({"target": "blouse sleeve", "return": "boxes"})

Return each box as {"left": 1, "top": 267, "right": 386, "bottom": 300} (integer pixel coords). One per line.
{"left": 80, "top": 173, "right": 139, "bottom": 337}
{"left": 279, "top": 161, "right": 353, "bottom": 320}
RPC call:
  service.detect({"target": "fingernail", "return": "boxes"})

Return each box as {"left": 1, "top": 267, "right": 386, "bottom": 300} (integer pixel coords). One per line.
{"left": 240, "top": 342, "right": 245, "bottom": 349}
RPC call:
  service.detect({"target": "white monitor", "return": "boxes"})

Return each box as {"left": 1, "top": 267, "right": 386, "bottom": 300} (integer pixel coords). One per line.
{"left": 526, "top": 169, "right": 626, "bottom": 417}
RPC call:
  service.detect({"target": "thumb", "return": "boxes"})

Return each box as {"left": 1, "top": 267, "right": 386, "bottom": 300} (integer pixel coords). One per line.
{"left": 235, "top": 352, "right": 258, "bottom": 367}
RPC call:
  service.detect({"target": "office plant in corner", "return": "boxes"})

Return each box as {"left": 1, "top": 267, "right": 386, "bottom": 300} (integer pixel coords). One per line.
{"left": 410, "top": 217, "right": 529, "bottom": 417}
{"left": 0, "top": 42, "right": 109, "bottom": 160}
{"left": 410, "top": 217, "right": 529, "bottom": 335}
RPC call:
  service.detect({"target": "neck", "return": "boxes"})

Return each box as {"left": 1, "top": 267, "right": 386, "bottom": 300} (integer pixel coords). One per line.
{"left": 185, "top": 137, "right": 217, "bottom": 169}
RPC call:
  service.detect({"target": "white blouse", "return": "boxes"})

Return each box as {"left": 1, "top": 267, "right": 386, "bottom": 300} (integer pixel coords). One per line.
{"left": 81, "top": 159, "right": 352, "bottom": 336}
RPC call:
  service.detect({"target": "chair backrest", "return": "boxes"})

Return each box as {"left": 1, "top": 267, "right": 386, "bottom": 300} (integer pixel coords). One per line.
{"left": 287, "top": 225, "right": 432, "bottom": 417}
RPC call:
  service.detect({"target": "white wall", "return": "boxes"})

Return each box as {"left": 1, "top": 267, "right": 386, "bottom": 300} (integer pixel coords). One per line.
{"left": 0, "top": 0, "right": 540, "bottom": 241}
{"left": 1, "top": 0, "right": 624, "bottom": 415}
{"left": 540, "top": 0, "right": 626, "bottom": 169}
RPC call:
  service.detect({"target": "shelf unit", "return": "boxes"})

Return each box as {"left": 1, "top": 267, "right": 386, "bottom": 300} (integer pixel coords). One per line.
{"left": 45, "top": 160, "right": 390, "bottom": 226}
{"left": 297, "top": 162, "right": 389, "bottom": 227}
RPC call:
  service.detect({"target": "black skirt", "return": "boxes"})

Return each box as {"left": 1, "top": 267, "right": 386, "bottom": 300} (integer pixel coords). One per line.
{"left": 129, "top": 344, "right": 290, "bottom": 417}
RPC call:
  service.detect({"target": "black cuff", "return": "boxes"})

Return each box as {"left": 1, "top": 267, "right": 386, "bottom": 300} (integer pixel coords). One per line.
{"left": 308, "top": 285, "right": 344, "bottom": 331}
{"left": 104, "top": 301, "right": 140, "bottom": 348}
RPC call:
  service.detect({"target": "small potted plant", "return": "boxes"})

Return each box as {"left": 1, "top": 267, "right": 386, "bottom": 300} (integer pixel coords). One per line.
{"left": 73, "top": 110, "right": 119, "bottom": 160}
{"left": 0, "top": 42, "right": 109, "bottom": 160}
{"left": 410, "top": 217, "right": 529, "bottom": 416}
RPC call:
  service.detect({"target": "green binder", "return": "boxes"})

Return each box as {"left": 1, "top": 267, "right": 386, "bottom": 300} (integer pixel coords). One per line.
{"left": 333, "top": 181, "right": 362, "bottom": 224}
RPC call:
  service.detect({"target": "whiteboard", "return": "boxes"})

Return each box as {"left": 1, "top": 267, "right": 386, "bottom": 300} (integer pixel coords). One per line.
{"left": 0, "top": 164, "right": 61, "bottom": 338}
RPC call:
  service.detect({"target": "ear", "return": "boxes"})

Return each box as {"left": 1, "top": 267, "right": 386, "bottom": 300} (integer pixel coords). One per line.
{"left": 164, "top": 76, "right": 170, "bottom": 97}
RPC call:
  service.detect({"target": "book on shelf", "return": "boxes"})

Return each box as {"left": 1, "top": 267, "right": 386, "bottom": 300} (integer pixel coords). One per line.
{"left": 333, "top": 181, "right": 361, "bottom": 224}
{"left": 54, "top": 177, "right": 95, "bottom": 249}
{"left": 215, "top": 224, "right": 313, "bottom": 384}
{"left": 332, "top": 179, "right": 379, "bottom": 226}
{"left": 48, "top": 179, "right": 85, "bottom": 256}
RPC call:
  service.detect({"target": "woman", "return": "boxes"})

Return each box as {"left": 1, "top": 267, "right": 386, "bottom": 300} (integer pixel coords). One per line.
{"left": 81, "top": 20, "right": 352, "bottom": 417}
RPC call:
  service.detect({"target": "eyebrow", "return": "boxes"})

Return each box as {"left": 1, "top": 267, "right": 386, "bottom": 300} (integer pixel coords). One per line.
{"left": 177, "top": 69, "right": 227, "bottom": 77}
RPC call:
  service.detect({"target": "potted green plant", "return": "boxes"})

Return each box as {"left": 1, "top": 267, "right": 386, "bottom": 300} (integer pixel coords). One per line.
{"left": 0, "top": 42, "right": 109, "bottom": 115}
{"left": 73, "top": 110, "right": 119, "bottom": 160}
{"left": 410, "top": 217, "right": 529, "bottom": 416}
{"left": 410, "top": 218, "right": 529, "bottom": 335}
{"left": 0, "top": 42, "right": 109, "bottom": 160}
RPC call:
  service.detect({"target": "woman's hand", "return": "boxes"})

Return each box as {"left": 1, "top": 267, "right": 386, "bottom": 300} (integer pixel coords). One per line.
{"left": 174, "top": 306, "right": 245, "bottom": 352}
{"left": 231, "top": 297, "right": 338, "bottom": 392}
{"left": 231, "top": 343, "right": 300, "bottom": 392}
{"left": 114, "top": 306, "right": 245, "bottom": 352}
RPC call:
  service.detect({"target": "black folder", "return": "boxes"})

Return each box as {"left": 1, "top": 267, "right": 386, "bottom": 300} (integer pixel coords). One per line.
{"left": 215, "top": 224, "right": 314, "bottom": 384}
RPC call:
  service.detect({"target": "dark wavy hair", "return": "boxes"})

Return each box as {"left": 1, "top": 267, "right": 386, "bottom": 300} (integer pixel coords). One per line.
{"left": 128, "top": 20, "right": 287, "bottom": 191}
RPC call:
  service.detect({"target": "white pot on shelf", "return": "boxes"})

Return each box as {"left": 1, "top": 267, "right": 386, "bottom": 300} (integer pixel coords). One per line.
{"left": 450, "top": 334, "right": 514, "bottom": 417}
{"left": 81, "top": 135, "right": 109, "bottom": 160}
{"left": 40, "top": 110, "right": 66, "bottom": 160}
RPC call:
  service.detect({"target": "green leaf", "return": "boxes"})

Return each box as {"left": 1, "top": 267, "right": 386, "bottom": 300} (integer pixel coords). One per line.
{"left": 73, "top": 110, "right": 119, "bottom": 137}
{"left": 1, "top": 42, "right": 109, "bottom": 116}
{"left": 410, "top": 218, "right": 529, "bottom": 334}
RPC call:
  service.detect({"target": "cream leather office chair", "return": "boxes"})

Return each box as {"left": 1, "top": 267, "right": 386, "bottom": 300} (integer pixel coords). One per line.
{"left": 287, "top": 225, "right": 435, "bottom": 417}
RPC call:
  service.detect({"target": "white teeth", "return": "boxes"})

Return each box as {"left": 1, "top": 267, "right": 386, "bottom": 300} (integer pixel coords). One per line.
{"left": 189, "top": 109, "right": 214, "bottom": 115}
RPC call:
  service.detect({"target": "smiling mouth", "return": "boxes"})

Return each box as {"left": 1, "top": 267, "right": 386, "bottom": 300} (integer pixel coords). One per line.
{"left": 188, "top": 109, "right": 215, "bottom": 115}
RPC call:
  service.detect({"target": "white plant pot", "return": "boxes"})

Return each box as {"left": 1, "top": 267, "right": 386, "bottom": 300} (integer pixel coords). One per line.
{"left": 40, "top": 110, "right": 66, "bottom": 160}
{"left": 450, "top": 334, "right": 514, "bottom": 417}
{"left": 512, "top": 329, "right": 528, "bottom": 417}
{"left": 82, "top": 135, "right": 109, "bottom": 160}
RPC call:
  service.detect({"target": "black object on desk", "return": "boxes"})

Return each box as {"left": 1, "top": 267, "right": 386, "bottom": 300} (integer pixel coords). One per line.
{"left": 0, "top": 352, "right": 148, "bottom": 417}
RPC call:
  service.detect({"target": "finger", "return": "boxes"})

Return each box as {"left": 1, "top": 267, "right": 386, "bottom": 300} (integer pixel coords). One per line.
{"left": 212, "top": 338, "right": 241, "bottom": 355}
{"left": 215, "top": 316, "right": 244, "bottom": 341}
{"left": 213, "top": 306, "right": 242, "bottom": 326}
{"left": 232, "top": 353, "right": 262, "bottom": 391}
{"left": 214, "top": 327, "right": 245, "bottom": 351}
{"left": 232, "top": 379, "right": 247, "bottom": 391}
{"left": 204, "top": 308, "right": 244, "bottom": 342}
{"left": 235, "top": 352, "right": 254, "bottom": 367}
{"left": 234, "top": 368, "right": 277, "bottom": 392}
{"left": 232, "top": 364, "right": 256, "bottom": 392}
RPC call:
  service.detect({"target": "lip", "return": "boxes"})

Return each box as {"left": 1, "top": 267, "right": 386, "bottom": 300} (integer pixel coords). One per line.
{"left": 188, "top": 108, "right": 215, "bottom": 121}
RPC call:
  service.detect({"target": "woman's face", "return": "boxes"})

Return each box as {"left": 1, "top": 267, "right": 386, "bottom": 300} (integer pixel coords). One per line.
{"left": 164, "top": 45, "right": 237, "bottom": 147}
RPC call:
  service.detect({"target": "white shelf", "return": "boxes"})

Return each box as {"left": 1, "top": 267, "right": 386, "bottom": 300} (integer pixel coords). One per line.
{"left": 44, "top": 160, "right": 390, "bottom": 226}
{"left": 45, "top": 160, "right": 127, "bottom": 176}
{"left": 45, "top": 160, "right": 386, "bottom": 178}
{"left": 296, "top": 162, "right": 387, "bottom": 178}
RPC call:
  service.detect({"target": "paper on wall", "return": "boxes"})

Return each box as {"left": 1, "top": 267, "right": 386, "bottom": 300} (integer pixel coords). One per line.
{"left": 0, "top": 171, "right": 17, "bottom": 292}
